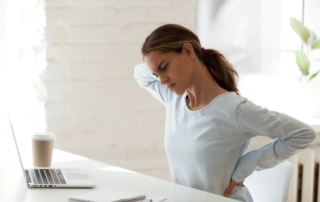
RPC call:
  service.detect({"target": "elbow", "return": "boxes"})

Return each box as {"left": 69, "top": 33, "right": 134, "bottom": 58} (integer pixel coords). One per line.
{"left": 309, "top": 128, "right": 318, "bottom": 144}
{"left": 133, "top": 65, "right": 139, "bottom": 80}
{"left": 133, "top": 63, "right": 152, "bottom": 88}
{"left": 304, "top": 126, "right": 318, "bottom": 145}
{"left": 297, "top": 127, "right": 318, "bottom": 149}
{"left": 133, "top": 64, "right": 144, "bottom": 87}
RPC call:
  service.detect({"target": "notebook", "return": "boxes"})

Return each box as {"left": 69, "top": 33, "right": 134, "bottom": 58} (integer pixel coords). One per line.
{"left": 68, "top": 187, "right": 166, "bottom": 202}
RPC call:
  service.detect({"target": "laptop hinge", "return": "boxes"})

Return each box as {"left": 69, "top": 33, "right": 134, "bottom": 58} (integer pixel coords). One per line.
{"left": 25, "top": 170, "right": 31, "bottom": 183}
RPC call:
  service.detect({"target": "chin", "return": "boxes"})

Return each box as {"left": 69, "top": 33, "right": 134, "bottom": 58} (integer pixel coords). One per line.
{"left": 174, "top": 90, "right": 184, "bottom": 96}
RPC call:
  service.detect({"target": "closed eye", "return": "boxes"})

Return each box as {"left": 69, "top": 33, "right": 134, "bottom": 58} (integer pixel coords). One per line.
{"left": 163, "top": 64, "right": 168, "bottom": 70}
{"left": 152, "top": 64, "right": 168, "bottom": 78}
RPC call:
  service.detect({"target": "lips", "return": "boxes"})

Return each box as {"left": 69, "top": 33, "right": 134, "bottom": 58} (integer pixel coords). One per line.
{"left": 168, "top": 83, "right": 175, "bottom": 90}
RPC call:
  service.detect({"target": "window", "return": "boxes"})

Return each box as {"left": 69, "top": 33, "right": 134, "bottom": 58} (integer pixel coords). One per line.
{"left": 195, "top": 0, "right": 304, "bottom": 76}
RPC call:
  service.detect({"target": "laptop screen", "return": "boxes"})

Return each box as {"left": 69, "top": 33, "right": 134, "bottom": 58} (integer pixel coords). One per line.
{"left": 6, "top": 111, "right": 28, "bottom": 184}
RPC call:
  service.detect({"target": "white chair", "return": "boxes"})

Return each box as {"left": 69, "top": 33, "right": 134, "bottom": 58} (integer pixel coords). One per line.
{"left": 245, "top": 161, "right": 293, "bottom": 202}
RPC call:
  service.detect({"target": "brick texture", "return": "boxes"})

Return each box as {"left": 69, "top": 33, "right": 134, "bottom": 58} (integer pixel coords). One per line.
{"left": 43, "top": 0, "right": 195, "bottom": 181}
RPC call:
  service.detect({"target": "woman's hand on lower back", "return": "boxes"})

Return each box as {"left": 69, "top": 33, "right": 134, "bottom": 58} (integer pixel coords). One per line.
{"left": 223, "top": 179, "right": 245, "bottom": 197}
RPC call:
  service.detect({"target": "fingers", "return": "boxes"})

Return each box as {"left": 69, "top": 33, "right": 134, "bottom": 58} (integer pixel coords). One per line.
{"left": 223, "top": 179, "right": 237, "bottom": 197}
{"left": 224, "top": 180, "right": 246, "bottom": 197}
{"left": 237, "top": 181, "right": 245, "bottom": 187}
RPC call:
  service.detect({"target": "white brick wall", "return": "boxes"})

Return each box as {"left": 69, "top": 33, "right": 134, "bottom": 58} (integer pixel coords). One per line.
{"left": 0, "top": 0, "right": 6, "bottom": 95}
{"left": 41, "top": 0, "right": 195, "bottom": 181}
{"left": 0, "top": 0, "right": 195, "bottom": 181}
{"left": 3, "top": 0, "right": 47, "bottom": 133}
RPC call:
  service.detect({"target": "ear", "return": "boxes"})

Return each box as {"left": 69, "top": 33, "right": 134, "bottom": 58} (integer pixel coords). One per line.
{"left": 182, "top": 43, "right": 194, "bottom": 58}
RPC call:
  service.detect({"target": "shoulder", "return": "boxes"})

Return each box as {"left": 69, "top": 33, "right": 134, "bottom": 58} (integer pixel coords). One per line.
{"left": 221, "top": 91, "right": 249, "bottom": 110}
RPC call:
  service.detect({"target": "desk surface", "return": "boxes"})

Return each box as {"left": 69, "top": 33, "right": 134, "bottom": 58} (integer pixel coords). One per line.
{"left": 0, "top": 132, "right": 239, "bottom": 202}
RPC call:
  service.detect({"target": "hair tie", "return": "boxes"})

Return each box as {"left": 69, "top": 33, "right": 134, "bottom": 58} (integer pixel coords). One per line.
{"left": 201, "top": 47, "right": 206, "bottom": 53}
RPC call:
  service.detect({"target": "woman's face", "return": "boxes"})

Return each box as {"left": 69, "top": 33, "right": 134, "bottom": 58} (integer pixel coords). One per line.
{"left": 144, "top": 45, "right": 194, "bottom": 95}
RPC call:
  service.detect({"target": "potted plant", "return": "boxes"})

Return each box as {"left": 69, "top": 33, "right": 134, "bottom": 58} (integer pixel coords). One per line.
{"left": 275, "top": 17, "right": 320, "bottom": 122}
{"left": 289, "top": 17, "right": 320, "bottom": 82}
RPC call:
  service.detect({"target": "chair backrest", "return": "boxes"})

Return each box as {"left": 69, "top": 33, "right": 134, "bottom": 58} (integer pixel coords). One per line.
{"left": 245, "top": 161, "right": 293, "bottom": 202}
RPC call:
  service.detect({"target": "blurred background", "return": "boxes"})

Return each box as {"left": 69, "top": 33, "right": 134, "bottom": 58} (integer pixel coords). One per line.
{"left": 0, "top": 0, "right": 319, "bottom": 201}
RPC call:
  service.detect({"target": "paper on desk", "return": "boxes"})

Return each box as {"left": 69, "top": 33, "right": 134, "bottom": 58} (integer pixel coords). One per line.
{"left": 139, "top": 196, "right": 166, "bottom": 202}
{"left": 68, "top": 187, "right": 146, "bottom": 202}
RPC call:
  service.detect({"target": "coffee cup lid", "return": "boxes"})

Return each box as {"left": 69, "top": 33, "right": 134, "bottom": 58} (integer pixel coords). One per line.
{"left": 31, "top": 132, "right": 56, "bottom": 141}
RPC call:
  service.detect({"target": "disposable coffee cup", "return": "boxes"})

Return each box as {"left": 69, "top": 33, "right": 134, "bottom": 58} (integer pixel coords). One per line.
{"left": 31, "top": 132, "right": 56, "bottom": 167}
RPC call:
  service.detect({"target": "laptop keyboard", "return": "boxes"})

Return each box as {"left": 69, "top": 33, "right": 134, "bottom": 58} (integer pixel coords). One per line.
{"left": 27, "top": 169, "right": 67, "bottom": 185}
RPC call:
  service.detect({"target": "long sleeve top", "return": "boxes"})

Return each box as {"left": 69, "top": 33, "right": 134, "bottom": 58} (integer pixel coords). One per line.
{"left": 134, "top": 62, "right": 317, "bottom": 202}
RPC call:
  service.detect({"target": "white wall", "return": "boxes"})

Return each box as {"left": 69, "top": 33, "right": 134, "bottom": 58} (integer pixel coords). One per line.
{"left": 0, "top": 0, "right": 6, "bottom": 87}
{"left": 196, "top": 0, "right": 282, "bottom": 75}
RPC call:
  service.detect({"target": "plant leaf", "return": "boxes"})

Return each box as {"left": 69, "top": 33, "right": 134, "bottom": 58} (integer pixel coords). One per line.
{"left": 295, "top": 50, "right": 310, "bottom": 76}
{"left": 309, "top": 70, "right": 320, "bottom": 81}
{"left": 290, "top": 17, "right": 310, "bottom": 42}
{"left": 312, "top": 39, "right": 320, "bottom": 49}
{"left": 308, "top": 29, "right": 317, "bottom": 45}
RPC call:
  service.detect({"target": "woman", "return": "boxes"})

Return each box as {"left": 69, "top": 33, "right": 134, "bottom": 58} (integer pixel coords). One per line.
{"left": 134, "top": 24, "right": 317, "bottom": 201}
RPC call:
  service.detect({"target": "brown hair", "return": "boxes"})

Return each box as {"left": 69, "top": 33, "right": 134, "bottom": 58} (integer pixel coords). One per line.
{"left": 141, "top": 24, "right": 240, "bottom": 95}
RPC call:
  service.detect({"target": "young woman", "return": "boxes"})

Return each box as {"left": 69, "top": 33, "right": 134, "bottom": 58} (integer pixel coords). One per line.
{"left": 134, "top": 24, "right": 317, "bottom": 201}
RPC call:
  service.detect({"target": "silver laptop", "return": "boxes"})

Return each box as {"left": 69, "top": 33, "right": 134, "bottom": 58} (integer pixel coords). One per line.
{"left": 6, "top": 112, "right": 95, "bottom": 188}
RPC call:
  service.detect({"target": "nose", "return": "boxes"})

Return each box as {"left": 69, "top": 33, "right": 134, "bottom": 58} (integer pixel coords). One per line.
{"left": 159, "top": 75, "right": 167, "bottom": 85}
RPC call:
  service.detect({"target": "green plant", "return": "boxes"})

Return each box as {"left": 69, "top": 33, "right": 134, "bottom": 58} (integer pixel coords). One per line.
{"left": 289, "top": 17, "right": 320, "bottom": 81}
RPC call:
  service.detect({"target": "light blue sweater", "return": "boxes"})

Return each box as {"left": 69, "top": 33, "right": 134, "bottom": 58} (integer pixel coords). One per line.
{"left": 134, "top": 63, "right": 317, "bottom": 202}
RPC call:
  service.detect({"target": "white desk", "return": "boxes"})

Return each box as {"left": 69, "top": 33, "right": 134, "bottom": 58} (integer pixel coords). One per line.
{"left": 0, "top": 133, "right": 239, "bottom": 202}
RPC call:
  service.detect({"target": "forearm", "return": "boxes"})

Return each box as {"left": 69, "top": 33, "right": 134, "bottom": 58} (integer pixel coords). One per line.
{"left": 134, "top": 63, "right": 159, "bottom": 88}
{"left": 231, "top": 126, "right": 316, "bottom": 182}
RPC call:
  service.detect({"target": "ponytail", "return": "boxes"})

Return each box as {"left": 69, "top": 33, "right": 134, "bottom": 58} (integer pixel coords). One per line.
{"left": 198, "top": 48, "right": 240, "bottom": 95}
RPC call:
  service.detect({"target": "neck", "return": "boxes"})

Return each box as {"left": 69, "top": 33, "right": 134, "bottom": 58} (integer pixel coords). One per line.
{"left": 185, "top": 59, "right": 228, "bottom": 110}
